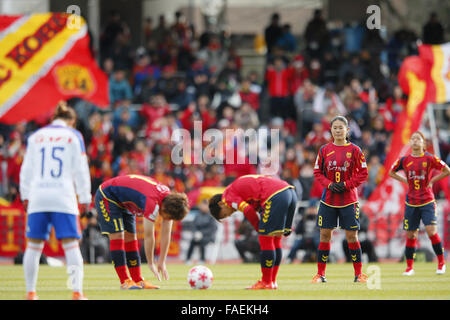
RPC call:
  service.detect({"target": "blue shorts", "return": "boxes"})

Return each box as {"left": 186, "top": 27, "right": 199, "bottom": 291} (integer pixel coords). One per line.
{"left": 26, "top": 212, "right": 80, "bottom": 240}
{"left": 94, "top": 188, "right": 136, "bottom": 235}
{"left": 403, "top": 202, "right": 436, "bottom": 231}
{"left": 317, "top": 201, "right": 360, "bottom": 231}
{"left": 258, "top": 188, "right": 298, "bottom": 236}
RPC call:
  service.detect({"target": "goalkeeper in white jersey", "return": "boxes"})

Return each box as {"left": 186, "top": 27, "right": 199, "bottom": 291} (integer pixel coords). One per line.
{"left": 19, "top": 101, "right": 91, "bottom": 300}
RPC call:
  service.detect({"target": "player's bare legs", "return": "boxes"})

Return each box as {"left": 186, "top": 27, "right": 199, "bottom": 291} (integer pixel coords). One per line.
{"left": 425, "top": 225, "right": 445, "bottom": 274}
{"left": 345, "top": 230, "right": 367, "bottom": 282}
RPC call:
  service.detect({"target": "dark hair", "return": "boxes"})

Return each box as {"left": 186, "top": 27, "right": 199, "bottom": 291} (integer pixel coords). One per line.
{"left": 161, "top": 192, "right": 189, "bottom": 220}
{"left": 330, "top": 115, "right": 350, "bottom": 141}
{"left": 330, "top": 115, "right": 348, "bottom": 127}
{"left": 208, "top": 194, "right": 223, "bottom": 221}
{"left": 53, "top": 101, "right": 76, "bottom": 122}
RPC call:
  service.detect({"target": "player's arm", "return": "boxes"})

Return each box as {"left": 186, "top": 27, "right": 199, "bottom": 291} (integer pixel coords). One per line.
{"left": 344, "top": 149, "right": 369, "bottom": 190}
{"left": 72, "top": 131, "right": 92, "bottom": 209}
{"left": 428, "top": 157, "right": 450, "bottom": 188}
{"left": 223, "top": 191, "right": 259, "bottom": 230}
{"left": 313, "top": 148, "right": 336, "bottom": 191}
{"left": 238, "top": 202, "right": 259, "bottom": 231}
{"left": 19, "top": 136, "right": 34, "bottom": 210}
{"left": 388, "top": 157, "right": 408, "bottom": 184}
{"left": 143, "top": 218, "right": 159, "bottom": 280}
{"left": 157, "top": 218, "right": 173, "bottom": 280}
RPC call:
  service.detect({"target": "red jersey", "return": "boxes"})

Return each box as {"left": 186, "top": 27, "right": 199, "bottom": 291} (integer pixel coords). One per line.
{"left": 314, "top": 142, "right": 368, "bottom": 207}
{"left": 221, "top": 175, "right": 294, "bottom": 229}
{"left": 100, "top": 174, "right": 170, "bottom": 222}
{"left": 391, "top": 152, "right": 446, "bottom": 206}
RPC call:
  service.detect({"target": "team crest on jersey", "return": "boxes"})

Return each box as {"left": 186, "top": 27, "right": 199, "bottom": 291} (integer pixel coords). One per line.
{"left": 54, "top": 63, "right": 96, "bottom": 96}
{"left": 346, "top": 152, "right": 352, "bottom": 158}
{"left": 422, "top": 162, "right": 427, "bottom": 168}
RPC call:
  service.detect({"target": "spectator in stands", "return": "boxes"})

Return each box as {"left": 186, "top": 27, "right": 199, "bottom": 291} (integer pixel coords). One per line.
{"left": 264, "top": 13, "right": 283, "bottom": 56}
{"left": 304, "top": 9, "right": 329, "bottom": 59}
{"left": 185, "top": 199, "right": 218, "bottom": 264}
{"left": 276, "top": 24, "right": 297, "bottom": 53}
{"left": 109, "top": 69, "right": 133, "bottom": 108}
{"left": 238, "top": 78, "right": 260, "bottom": 111}
{"left": 235, "top": 218, "right": 260, "bottom": 263}
{"left": 422, "top": 12, "right": 444, "bottom": 44}
{"left": 286, "top": 203, "right": 320, "bottom": 263}
{"left": 265, "top": 56, "right": 294, "bottom": 119}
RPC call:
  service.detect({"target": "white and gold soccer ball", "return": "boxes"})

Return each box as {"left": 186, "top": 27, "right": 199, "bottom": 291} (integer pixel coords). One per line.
{"left": 187, "top": 265, "right": 214, "bottom": 289}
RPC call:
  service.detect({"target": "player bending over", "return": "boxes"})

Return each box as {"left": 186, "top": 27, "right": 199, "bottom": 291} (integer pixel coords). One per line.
{"left": 389, "top": 131, "right": 450, "bottom": 275}
{"left": 208, "top": 174, "right": 297, "bottom": 289}
{"left": 94, "top": 174, "right": 189, "bottom": 289}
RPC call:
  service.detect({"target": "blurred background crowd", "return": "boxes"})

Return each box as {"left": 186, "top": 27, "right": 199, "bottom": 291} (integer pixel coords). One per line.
{"left": 0, "top": 6, "right": 449, "bottom": 263}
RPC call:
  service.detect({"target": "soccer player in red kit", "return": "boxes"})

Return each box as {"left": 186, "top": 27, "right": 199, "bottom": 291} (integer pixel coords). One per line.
{"left": 208, "top": 174, "right": 297, "bottom": 289}
{"left": 94, "top": 174, "right": 189, "bottom": 289}
{"left": 312, "top": 116, "right": 369, "bottom": 283}
{"left": 389, "top": 131, "right": 450, "bottom": 275}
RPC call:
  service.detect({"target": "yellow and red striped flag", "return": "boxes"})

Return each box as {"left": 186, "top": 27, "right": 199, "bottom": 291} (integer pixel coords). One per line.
{"left": 419, "top": 42, "right": 450, "bottom": 103}
{"left": 0, "top": 13, "right": 109, "bottom": 124}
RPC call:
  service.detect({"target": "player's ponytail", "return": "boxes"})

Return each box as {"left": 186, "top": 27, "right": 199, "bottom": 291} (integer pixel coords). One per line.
{"left": 53, "top": 100, "right": 77, "bottom": 123}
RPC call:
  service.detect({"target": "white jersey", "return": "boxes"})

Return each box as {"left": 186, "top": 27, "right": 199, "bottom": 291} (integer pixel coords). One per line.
{"left": 20, "top": 119, "right": 91, "bottom": 215}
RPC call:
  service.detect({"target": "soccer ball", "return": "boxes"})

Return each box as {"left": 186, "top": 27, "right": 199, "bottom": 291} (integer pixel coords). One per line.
{"left": 187, "top": 265, "right": 213, "bottom": 289}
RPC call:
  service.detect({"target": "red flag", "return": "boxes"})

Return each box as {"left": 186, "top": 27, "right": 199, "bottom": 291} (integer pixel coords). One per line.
{"left": 363, "top": 55, "right": 430, "bottom": 249}
{"left": 0, "top": 13, "right": 109, "bottom": 124}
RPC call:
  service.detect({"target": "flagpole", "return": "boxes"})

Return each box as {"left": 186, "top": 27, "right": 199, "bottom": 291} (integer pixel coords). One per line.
{"left": 427, "top": 103, "right": 441, "bottom": 158}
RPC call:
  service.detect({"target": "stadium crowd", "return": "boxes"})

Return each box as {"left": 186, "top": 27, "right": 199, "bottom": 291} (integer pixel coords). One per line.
{"left": 0, "top": 9, "right": 449, "bottom": 223}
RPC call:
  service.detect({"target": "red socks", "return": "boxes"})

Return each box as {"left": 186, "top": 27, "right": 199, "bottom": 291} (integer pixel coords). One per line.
{"left": 110, "top": 239, "right": 129, "bottom": 283}
{"left": 272, "top": 237, "right": 282, "bottom": 283}
{"left": 259, "top": 235, "right": 275, "bottom": 284}
{"left": 317, "top": 242, "right": 330, "bottom": 276}
{"left": 348, "top": 241, "right": 362, "bottom": 276}
{"left": 125, "top": 240, "right": 143, "bottom": 282}
{"left": 429, "top": 233, "right": 445, "bottom": 265}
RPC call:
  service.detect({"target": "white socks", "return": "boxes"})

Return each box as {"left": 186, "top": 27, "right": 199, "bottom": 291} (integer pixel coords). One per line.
{"left": 24, "top": 240, "right": 84, "bottom": 294}
{"left": 62, "top": 240, "right": 84, "bottom": 293}
{"left": 23, "top": 242, "right": 44, "bottom": 293}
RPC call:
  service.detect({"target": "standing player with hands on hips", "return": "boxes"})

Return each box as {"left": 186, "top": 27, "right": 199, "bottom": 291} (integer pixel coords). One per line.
{"left": 94, "top": 174, "right": 189, "bottom": 289}
{"left": 389, "top": 131, "right": 450, "bottom": 275}
{"left": 312, "top": 116, "right": 369, "bottom": 283}
{"left": 20, "top": 102, "right": 91, "bottom": 300}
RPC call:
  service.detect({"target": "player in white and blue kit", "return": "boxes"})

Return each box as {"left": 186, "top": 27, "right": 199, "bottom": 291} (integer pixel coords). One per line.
{"left": 19, "top": 102, "right": 91, "bottom": 300}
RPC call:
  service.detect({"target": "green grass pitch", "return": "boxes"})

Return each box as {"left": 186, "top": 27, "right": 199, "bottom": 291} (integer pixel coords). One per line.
{"left": 0, "top": 262, "right": 449, "bottom": 300}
